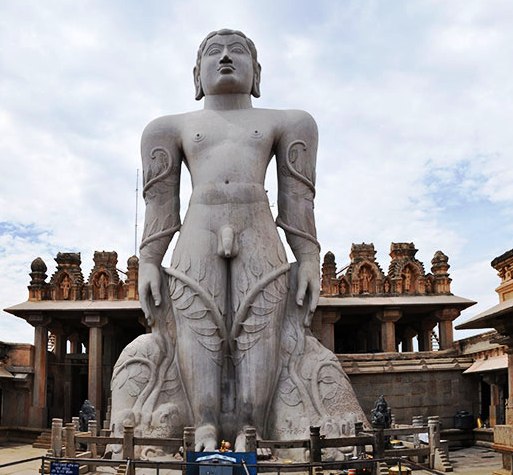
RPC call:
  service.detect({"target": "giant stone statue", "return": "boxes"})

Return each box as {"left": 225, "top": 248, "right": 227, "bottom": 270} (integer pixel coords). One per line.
{"left": 110, "top": 28, "right": 366, "bottom": 461}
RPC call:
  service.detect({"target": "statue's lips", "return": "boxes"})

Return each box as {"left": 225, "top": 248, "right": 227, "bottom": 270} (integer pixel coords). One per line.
{"left": 218, "top": 65, "right": 235, "bottom": 74}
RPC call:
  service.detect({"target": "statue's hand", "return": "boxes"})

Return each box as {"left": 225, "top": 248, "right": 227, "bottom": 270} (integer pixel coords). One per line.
{"left": 138, "top": 261, "right": 162, "bottom": 326}
{"left": 295, "top": 258, "right": 320, "bottom": 327}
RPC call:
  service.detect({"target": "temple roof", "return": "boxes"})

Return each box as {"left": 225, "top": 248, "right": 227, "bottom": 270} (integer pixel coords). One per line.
{"left": 455, "top": 299, "right": 513, "bottom": 330}
{"left": 5, "top": 300, "right": 141, "bottom": 314}
{"left": 319, "top": 294, "right": 475, "bottom": 309}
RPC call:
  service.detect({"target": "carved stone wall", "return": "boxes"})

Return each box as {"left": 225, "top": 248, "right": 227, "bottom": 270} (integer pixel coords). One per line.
{"left": 341, "top": 352, "right": 478, "bottom": 429}
{"left": 0, "top": 343, "right": 34, "bottom": 427}
{"left": 321, "top": 242, "right": 452, "bottom": 297}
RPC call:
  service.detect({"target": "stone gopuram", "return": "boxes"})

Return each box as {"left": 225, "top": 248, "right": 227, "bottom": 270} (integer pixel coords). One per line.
{"left": 109, "top": 28, "right": 366, "bottom": 461}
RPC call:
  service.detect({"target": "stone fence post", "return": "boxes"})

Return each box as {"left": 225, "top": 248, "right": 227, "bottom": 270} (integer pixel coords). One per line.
{"left": 412, "top": 415, "right": 423, "bottom": 448}
{"left": 309, "top": 426, "right": 322, "bottom": 464}
{"left": 122, "top": 423, "right": 134, "bottom": 459}
{"left": 183, "top": 427, "right": 195, "bottom": 475}
{"left": 245, "top": 427, "right": 257, "bottom": 452}
{"left": 72, "top": 416, "right": 80, "bottom": 432}
{"left": 123, "top": 424, "right": 135, "bottom": 475}
{"left": 373, "top": 428, "right": 385, "bottom": 459}
{"left": 428, "top": 416, "right": 441, "bottom": 468}
{"left": 355, "top": 422, "right": 364, "bottom": 458}
{"left": 64, "top": 423, "right": 76, "bottom": 458}
{"left": 51, "top": 418, "right": 63, "bottom": 457}
{"left": 88, "top": 419, "right": 98, "bottom": 473}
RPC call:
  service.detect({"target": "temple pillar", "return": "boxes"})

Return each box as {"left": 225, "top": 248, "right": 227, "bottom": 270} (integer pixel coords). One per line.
{"left": 401, "top": 327, "right": 417, "bottom": 352}
{"left": 368, "top": 318, "right": 381, "bottom": 353}
{"left": 321, "top": 311, "right": 340, "bottom": 352}
{"left": 69, "top": 333, "right": 81, "bottom": 354}
{"left": 377, "top": 308, "right": 402, "bottom": 352}
{"left": 484, "top": 374, "right": 501, "bottom": 427}
{"left": 102, "top": 326, "right": 116, "bottom": 404}
{"left": 357, "top": 329, "right": 368, "bottom": 353}
{"left": 50, "top": 324, "right": 67, "bottom": 363}
{"left": 507, "top": 352, "right": 513, "bottom": 425}
{"left": 436, "top": 308, "right": 460, "bottom": 350}
{"left": 82, "top": 312, "right": 108, "bottom": 422}
{"left": 49, "top": 324, "right": 67, "bottom": 420}
{"left": 418, "top": 317, "right": 437, "bottom": 352}
{"left": 28, "top": 313, "right": 51, "bottom": 427}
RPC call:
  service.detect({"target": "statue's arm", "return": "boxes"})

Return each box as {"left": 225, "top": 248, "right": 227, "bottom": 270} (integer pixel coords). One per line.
{"left": 139, "top": 117, "right": 182, "bottom": 323}
{"left": 276, "top": 110, "right": 320, "bottom": 319}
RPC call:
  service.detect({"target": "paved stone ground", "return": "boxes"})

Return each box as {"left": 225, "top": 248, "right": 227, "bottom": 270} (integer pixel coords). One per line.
{"left": 0, "top": 443, "right": 503, "bottom": 474}
{"left": 441, "top": 446, "right": 502, "bottom": 475}
{"left": 0, "top": 444, "right": 47, "bottom": 475}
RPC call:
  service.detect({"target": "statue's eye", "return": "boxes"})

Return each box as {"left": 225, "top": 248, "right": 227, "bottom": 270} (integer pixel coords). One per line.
{"left": 231, "top": 46, "right": 244, "bottom": 54}
{"left": 208, "top": 48, "right": 221, "bottom": 56}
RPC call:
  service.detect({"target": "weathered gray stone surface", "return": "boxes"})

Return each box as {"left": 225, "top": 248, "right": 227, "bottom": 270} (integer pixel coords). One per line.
{"left": 109, "top": 28, "right": 365, "bottom": 461}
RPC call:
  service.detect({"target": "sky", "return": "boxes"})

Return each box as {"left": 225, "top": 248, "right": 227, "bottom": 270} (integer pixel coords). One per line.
{"left": 0, "top": 0, "right": 512, "bottom": 344}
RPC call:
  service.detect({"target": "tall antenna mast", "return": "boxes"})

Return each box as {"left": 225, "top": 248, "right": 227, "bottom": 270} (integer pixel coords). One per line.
{"left": 134, "top": 168, "right": 139, "bottom": 256}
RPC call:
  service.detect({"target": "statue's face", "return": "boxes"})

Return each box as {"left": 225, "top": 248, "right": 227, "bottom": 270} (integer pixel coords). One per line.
{"left": 199, "top": 33, "right": 254, "bottom": 96}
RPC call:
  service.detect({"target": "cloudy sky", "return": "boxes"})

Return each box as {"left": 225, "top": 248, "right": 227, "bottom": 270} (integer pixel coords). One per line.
{"left": 1, "top": 0, "right": 512, "bottom": 344}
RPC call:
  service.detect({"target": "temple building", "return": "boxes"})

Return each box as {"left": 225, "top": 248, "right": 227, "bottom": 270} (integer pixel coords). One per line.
{"left": 455, "top": 248, "right": 513, "bottom": 469}
{"left": 2, "top": 242, "right": 499, "bottom": 434}
{"left": 311, "top": 242, "right": 478, "bottom": 427}
{"left": 3, "top": 251, "right": 145, "bottom": 428}
{"left": 314, "top": 242, "right": 474, "bottom": 353}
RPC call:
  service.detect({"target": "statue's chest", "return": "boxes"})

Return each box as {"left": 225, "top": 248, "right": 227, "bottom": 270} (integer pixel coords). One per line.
{"left": 182, "top": 118, "right": 274, "bottom": 158}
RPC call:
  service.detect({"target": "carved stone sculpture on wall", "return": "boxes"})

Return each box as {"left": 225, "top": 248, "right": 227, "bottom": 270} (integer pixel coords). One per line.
{"left": 109, "top": 28, "right": 366, "bottom": 461}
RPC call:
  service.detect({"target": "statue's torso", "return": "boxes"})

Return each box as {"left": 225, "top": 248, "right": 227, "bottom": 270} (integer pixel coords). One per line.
{"left": 175, "top": 108, "right": 283, "bottom": 234}
{"left": 181, "top": 108, "right": 278, "bottom": 192}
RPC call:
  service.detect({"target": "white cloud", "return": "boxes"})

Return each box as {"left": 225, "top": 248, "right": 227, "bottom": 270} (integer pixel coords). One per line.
{"left": 1, "top": 0, "right": 512, "bottom": 343}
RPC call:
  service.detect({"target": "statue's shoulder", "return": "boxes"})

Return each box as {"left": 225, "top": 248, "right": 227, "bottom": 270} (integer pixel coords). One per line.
{"left": 142, "top": 113, "right": 188, "bottom": 140}
{"left": 259, "top": 109, "right": 317, "bottom": 140}
{"left": 262, "top": 108, "right": 317, "bottom": 132}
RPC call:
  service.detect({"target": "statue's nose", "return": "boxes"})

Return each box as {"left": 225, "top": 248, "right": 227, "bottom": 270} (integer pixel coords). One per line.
{"left": 220, "top": 53, "right": 232, "bottom": 64}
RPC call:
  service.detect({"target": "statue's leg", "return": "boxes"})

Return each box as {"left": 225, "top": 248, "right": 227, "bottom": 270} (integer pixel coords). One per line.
{"left": 167, "top": 229, "right": 227, "bottom": 451}
{"left": 230, "top": 229, "right": 289, "bottom": 449}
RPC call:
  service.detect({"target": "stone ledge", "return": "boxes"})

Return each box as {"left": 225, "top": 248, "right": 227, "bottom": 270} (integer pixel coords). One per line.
{"left": 339, "top": 353, "right": 473, "bottom": 374}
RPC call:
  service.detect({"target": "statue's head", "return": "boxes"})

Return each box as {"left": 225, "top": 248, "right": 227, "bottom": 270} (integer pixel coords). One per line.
{"left": 194, "top": 29, "right": 261, "bottom": 100}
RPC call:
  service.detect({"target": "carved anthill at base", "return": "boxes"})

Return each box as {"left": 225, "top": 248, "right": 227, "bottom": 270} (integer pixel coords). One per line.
{"left": 109, "top": 264, "right": 366, "bottom": 461}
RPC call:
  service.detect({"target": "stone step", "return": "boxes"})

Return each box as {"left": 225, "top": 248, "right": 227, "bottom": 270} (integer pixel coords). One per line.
{"left": 33, "top": 430, "right": 52, "bottom": 449}
{"left": 257, "top": 447, "right": 272, "bottom": 460}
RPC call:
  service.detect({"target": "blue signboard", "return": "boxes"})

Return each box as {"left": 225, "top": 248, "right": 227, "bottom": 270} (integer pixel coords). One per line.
{"left": 50, "top": 462, "right": 80, "bottom": 475}
{"left": 186, "top": 451, "right": 257, "bottom": 475}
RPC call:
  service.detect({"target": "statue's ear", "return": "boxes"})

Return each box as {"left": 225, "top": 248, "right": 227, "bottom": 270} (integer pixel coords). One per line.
{"left": 251, "top": 62, "right": 261, "bottom": 98}
{"left": 193, "top": 65, "right": 204, "bottom": 100}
